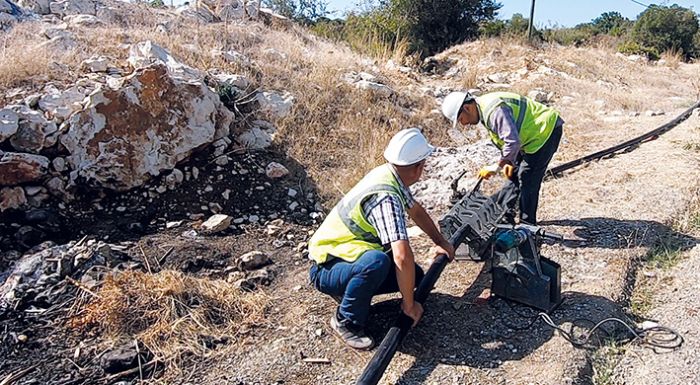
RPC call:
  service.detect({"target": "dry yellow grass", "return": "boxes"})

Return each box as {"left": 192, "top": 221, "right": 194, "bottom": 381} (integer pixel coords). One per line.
{"left": 73, "top": 270, "right": 269, "bottom": 365}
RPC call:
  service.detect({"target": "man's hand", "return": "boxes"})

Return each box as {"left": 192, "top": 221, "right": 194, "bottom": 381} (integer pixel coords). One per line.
{"left": 401, "top": 300, "right": 424, "bottom": 327}
{"left": 478, "top": 163, "right": 501, "bottom": 179}
{"left": 502, "top": 164, "right": 515, "bottom": 179}
{"left": 432, "top": 241, "right": 456, "bottom": 261}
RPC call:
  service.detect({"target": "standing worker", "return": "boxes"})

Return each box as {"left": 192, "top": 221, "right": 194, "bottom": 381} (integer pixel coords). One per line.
{"left": 441, "top": 91, "right": 563, "bottom": 225}
{"left": 308, "top": 128, "right": 456, "bottom": 350}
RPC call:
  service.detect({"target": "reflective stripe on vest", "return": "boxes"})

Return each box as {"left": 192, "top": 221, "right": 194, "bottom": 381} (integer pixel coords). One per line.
{"left": 308, "top": 165, "right": 409, "bottom": 264}
{"left": 477, "top": 91, "right": 560, "bottom": 154}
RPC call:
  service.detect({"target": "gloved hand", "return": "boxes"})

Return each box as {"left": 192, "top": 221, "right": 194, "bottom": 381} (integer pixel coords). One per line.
{"left": 478, "top": 163, "right": 501, "bottom": 179}
{"left": 502, "top": 164, "right": 515, "bottom": 179}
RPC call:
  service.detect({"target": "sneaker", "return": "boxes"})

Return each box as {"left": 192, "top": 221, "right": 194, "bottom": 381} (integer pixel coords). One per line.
{"left": 330, "top": 312, "right": 374, "bottom": 350}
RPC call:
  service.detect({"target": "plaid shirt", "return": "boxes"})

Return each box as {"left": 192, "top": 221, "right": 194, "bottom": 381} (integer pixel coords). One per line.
{"left": 361, "top": 166, "right": 415, "bottom": 246}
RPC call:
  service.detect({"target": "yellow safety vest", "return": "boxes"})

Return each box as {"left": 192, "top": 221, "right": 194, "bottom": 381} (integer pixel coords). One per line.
{"left": 476, "top": 92, "right": 560, "bottom": 154}
{"left": 308, "top": 164, "right": 409, "bottom": 264}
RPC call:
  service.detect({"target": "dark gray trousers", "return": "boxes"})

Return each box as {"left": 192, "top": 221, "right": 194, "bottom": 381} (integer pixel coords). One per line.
{"left": 516, "top": 121, "right": 563, "bottom": 225}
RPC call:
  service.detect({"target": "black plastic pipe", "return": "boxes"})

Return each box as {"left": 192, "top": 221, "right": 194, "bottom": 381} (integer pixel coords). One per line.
{"left": 355, "top": 230, "right": 465, "bottom": 385}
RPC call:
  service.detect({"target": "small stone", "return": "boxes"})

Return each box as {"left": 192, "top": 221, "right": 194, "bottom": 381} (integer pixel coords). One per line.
{"left": 24, "top": 186, "right": 43, "bottom": 196}
{"left": 315, "top": 328, "right": 323, "bottom": 337}
{"left": 201, "top": 214, "right": 232, "bottom": 232}
{"left": 287, "top": 188, "right": 297, "bottom": 197}
{"left": 209, "top": 202, "right": 223, "bottom": 213}
{"left": 265, "top": 162, "right": 289, "bottom": 179}
{"left": 166, "top": 221, "right": 183, "bottom": 229}
{"left": 100, "top": 345, "right": 138, "bottom": 374}
{"left": 233, "top": 217, "right": 245, "bottom": 224}
{"left": 248, "top": 215, "right": 260, "bottom": 223}
{"left": 215, "top": 156, "right": 229, "bottom": 166}
{"left": 222, "top": 189, "right": 231, "bottom": 200}
{"left": 189, "top": 213, "right": 205, "bottom": 221}
{"left": 52, "top": 157, "right": 66, "bottom": 172}
{"left": 237, "top": 250, "right": 271, "bottom": 271}
{"left": 116, "top": 206, "right": 126, "bottom": 212}
{"left": 156, "top": 185, "right": 167, "bottom": 194}
{"left": 204, "top": 185, "right": 214, "bottom": 193}
{"left": 17, "top": 334, "right": 28, "bottom": 343}
{"left": 192, "top": 167, "right": 200, "bottom": 179}
{"left": 289, "top": 201, "right": 299, "bottom": 211}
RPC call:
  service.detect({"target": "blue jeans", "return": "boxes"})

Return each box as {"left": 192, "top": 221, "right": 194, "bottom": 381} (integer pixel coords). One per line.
{"left": 309, "top": 249, "right": 425, "bottom": 328}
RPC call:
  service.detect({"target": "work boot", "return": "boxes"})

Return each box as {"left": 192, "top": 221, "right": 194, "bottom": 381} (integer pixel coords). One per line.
{"left": 329, "top": 294, "right": 342, "bottom": 304}
{"left": 330, "top": 311, "right": 374, "bottom": 350}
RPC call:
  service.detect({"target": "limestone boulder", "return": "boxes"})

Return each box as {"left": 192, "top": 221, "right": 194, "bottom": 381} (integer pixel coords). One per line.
{"left": 49, "top": 0, "right": 96, "bottom": 16}
{"left": 0, "top": 152, "right": 49, "bottom": 186}
{"left": 37, "top": 86, "right": 85, "bottom": 122}
{"left": 255, "top": 91, "right": 294, "bottom": 119}
{"left": 17, "top": 0, "right": 49, "bottom": 14}
{"left": 63, "top": 13, "right": 101, "bottom": 27}
{"left": 238, "top": 120, "right": 276, "bottom": 149}
{"left": 8, "top": 105, "right": 59, "bottom": 153}
{"left": 0, "top": 186, "right": 27, "bottom": 211}
{"left": 60, "top": 64, "right": 234, "bottom": 191}
{"left": 128, "top": 40, "right": 204, "bottom": 80}
{"left": 0, "top": 108, "right": 18, "bottom": 142}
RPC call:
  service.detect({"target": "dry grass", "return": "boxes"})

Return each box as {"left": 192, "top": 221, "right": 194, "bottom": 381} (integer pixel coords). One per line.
{"left": 73, "top": 270, "right": 269, "bottom": 364}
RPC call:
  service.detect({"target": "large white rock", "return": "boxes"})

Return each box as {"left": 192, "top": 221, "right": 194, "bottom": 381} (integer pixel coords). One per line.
{"left": 0, "top": 152, "right": 49, "bottom": 186}
{"left": 49, "top": 0, "right": 96, "bottom": 16}
{"left": 212, "top": 73, "right": 250, "bottom": 90}
{"left": 212, "top": 49, "right": 252, "bottom": 66}
{"left": 355, "top": 80, "right": 393, "bottom": 97}
{"left": 60, "top": 64, "right": 234, "bottom": 191}
{"left": 0, "top": 108, "right": 18, "bottom": 142}
{"left": 80, "top": 55, "right": 110, "bottom": 72}
{"left": 39, "top": 35, "right": 77, "bottom": 51}
{"left": 175, "top": 3, "right": 216, "bottom": 23}
{"left": 128, "top": 41, "right": 204, "bottom": 80}
{"left": 63, "top": 13, "right": 101, "bottom": 26}
{"left": 17, "top": 0, "right": 49, "bottom": 14}
{"left": 42, "top": 23, "right": 72, "bottom": 39}
{"left": 6, "top": 105, "right": 58, "bottom": 153}
{"left": 238, "top": 120, "right": 276, "bottom": 149}
{"left": 202, "top": 214, "right": 232, "bottom": 233}
{"left": 38, "top": 86, "right": 85, "bottom": 122}
{"left": 217, "top": 0, "right": 257, "bottom": 20}
{"left": 255, "top": 91, "right": 294, "bottom": 119}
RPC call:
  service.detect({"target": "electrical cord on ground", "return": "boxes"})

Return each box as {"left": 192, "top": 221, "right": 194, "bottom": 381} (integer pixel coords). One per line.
{"left": 493, "top": 296, "right": 684, "bottom": 351}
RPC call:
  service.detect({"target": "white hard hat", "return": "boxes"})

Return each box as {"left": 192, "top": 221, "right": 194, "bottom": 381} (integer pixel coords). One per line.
{"left": 441, "top": 91, "right": 474, "bottom": 128}
{"left": 383, "top": 128, "right": 435, "bottom": 166}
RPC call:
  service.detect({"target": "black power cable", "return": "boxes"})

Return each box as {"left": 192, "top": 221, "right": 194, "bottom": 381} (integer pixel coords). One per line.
{"left": 493, "top": 296, "right": 684, "bottom": 351}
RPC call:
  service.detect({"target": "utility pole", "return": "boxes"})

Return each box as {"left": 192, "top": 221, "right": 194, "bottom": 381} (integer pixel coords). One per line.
{"left": 527, "top": 0, "right": 536, "bottom": 41}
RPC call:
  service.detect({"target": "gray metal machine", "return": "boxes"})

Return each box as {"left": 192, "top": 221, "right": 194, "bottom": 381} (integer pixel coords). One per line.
{"left": 439, "top": 181, "right": 562, "bottom": 312}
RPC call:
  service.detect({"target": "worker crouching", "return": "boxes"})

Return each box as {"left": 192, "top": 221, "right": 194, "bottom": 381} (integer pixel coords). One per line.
{"left": 308, "top": 128, "right": 455, "bottom": 350}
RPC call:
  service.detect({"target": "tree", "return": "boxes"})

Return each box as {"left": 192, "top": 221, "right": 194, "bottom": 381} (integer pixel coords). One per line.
{"left": 358, "top": 0, "right": 501, "bottom": 57}
{"left": 591, "top": 11, "right": 629, "bottom": 35}
{"left": 629, "top": 4, "right": 699, "bottom": 59}
{"left": 263, "top": 0, "right": 328, "bottom": 24}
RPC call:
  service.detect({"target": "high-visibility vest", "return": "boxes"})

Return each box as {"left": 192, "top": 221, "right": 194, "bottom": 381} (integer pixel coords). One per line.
{"left": 308, "top": 164, "right": 409, "bottom": 264}
{"left": 476, "top": 92, "right": 560, "bottom": 154}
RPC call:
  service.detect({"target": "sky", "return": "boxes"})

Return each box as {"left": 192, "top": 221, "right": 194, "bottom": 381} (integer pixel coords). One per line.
{"left": 324, "top": 0, "right": 699, "bottom": 27}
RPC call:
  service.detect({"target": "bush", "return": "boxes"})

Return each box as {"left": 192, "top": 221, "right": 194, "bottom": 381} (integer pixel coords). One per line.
{"left": 618, "top": 40, "right": 659, "bottom": 60}
{"left": 312, "top": 0, "right": 500, "bottom": 58}
{"left": 627, "top": 5, "right": 699, "bottom": 60}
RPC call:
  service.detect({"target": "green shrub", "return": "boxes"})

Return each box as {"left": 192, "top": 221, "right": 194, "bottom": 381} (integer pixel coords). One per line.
{"left": 618, "top": 40, "right": 660, "bottom": 60}
{"left": 627, "top": 4, "right": 699, "bottom": 60}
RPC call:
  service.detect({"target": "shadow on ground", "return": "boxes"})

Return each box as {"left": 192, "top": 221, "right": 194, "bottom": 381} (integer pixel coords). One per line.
{"left": 540, "top": 217, "right": 699, "bottom": 250}
{"left": 359, "top": 216, "right": 700, "bottom": 385}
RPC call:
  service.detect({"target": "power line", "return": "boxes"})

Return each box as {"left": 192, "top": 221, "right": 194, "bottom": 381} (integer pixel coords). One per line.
{"left": 629, "top": 0, "right": 651, "bottom": 8}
